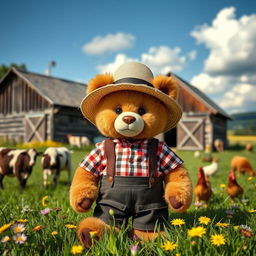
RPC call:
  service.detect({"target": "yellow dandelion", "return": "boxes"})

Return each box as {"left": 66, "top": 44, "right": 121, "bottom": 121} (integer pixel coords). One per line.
{"left": 176, "top": 254, "right": 181, "bottom": 256}
{"left": 51, "top": 231, "right": 58, "bottom": 236}
{"left": 198, "top": 216, "right": 211, "bottom": 225}
{"left": 219, "top": 184, "right": 226, "bottom": 189}
{"left": 41, "top": 195, "right": 49, "bottom": 207}
{"left": 71, "top": 245, "right": 84, "bottom": 255}
{"left": 248, "top": 209, "right": 256, "bottom": 213}
{"left": 65, "top": 224, "right": 77, "bottom": 229}
{"left": 188, "top": 226, "right": 206, "bottom": 238}
{"left": 216, "top": 222, "right": 229, "bottom": 227}
{"left": 210, "top": 234, "right": 226, "bottom": 246}
{"left": 33, "top": 225, "right": 43, "bottom": 231}
{"left": 248, "top": 177, "right": 253, "bottom": 181}
{"left": 17, "top": 219, "right": 28, "bottom": 223}
{"left": 171, "top": 218, "right": 185, "bottom": 226}
{"left": 161, "top": 241, "right": 178, "bottom": 251}
{"left": 0, "top": 222, "right": 13, "bottom": 234}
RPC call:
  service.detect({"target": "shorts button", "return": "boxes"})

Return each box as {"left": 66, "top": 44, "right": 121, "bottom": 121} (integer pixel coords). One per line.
{"left": 108, "top": 176, "right": 113, "bottom": 183}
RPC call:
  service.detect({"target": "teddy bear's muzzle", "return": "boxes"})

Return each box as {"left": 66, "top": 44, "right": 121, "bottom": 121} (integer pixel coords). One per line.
{"left": 114, "top": 111, "right": 144, "bottom": 137}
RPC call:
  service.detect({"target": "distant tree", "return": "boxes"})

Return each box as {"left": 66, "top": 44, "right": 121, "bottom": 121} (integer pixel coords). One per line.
{"left": 0, "top": 63, "right": 27, "bottom": 79}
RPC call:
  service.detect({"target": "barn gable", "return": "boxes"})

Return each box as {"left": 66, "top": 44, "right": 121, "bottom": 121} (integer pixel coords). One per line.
{"left": 164, "top": 74, "right": 232, "bottom": 150}
{"left": 175, "top": 75, "right": 231, "bottom": 119}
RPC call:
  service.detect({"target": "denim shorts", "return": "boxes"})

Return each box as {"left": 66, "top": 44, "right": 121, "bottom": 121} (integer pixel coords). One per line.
{"left": 93, "top": 176, "right": 168, "bottom": 231}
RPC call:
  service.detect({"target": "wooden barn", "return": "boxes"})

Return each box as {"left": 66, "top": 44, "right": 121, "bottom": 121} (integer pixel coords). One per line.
{"left": 0, "top": 68, "right": 100, "bottom": 143}
{"left": 163, "top": 74, "right": 232, "bottom": 151}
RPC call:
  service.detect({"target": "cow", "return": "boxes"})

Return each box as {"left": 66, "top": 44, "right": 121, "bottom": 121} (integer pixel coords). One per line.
{"left": 41, "top": 147, "right": 71, "bottom": 187}
{"left": 66, "top": 134, "right": 91, "bottom": 148}
{"left": 0, "top": 148, "right": 39, "bottom": 190}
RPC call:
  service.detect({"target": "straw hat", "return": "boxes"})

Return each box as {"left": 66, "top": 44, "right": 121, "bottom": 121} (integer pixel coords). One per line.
{"left": 80, "top": 62, "right": 182, "bottom": 132}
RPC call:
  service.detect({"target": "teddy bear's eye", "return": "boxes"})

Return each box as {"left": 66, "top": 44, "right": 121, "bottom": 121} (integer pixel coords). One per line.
{"left": 115, "top": 107, "right": 122, "bottom": 114}
{"left": 138, "top": 107, "right": 146, "bottom": 115}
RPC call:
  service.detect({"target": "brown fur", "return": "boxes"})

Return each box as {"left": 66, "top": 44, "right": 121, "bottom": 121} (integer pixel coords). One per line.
{"left": 95, "top": 91, "right": 168, "bottom": 139}
{"left": 70, "top": 167, "right": 99, "bottom": 212}
{"left": 152, "top": 75, "right": 179, "bottom": 100}
{"left": 164, "top": 164, "right": 192, "bottom": 212}
{"left": 87, "top": 73, "right": 114, "bottom": 93}
{"left": 231, "top": 156, "right": 255, "bottom": 177}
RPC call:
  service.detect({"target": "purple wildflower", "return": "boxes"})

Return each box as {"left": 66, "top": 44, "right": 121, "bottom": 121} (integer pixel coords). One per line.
{"left": 40, "top": 207, "right": 51, "bottom": 215}
{"left": 130, "top": 244, "right": 139, "bottom": 255}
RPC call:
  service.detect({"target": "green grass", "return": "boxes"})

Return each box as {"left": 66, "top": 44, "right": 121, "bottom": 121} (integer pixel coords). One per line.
{"left": 0, "top": 148, "right": 256, "bottom": 255}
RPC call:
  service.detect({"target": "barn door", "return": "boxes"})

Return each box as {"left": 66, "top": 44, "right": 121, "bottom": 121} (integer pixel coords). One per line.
{"left": 24, "top": 113, "right": 46, "bottom": 142}
{"left": 177, "top": 117, "right": 204, "bottom": 150}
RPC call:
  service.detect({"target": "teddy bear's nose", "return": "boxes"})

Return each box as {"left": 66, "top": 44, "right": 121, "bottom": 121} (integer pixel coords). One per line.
{"left": 122, "top": 116, "right": 136, "bottom": 124}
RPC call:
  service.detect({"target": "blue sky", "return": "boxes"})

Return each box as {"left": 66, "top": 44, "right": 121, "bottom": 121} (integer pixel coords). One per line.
{"left": 1, "top": 0, "right": 256, "bottom": 114}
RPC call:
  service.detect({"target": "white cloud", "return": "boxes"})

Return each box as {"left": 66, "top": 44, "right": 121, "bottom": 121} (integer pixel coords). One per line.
{"left": 82, "top": 33, "right": 135, "bottom": 55}
{"left": 97, "top": 54, "right": 137, "bottom": 73}
{"left": 97, "top": 46, "right": 196, "bottom": 75}
{"left": 190, "top": 7, "right": 256, "bottom": 113}
{"left": 191, "top": 72, "right": 256, "bottom": 113}
{"left": 188, "top": 50, "right": 197, "bottom": 61}
{"left": 141, "top": 46, "right": 186, "bottom": 74}
{"left": 191, "top": 7, "right": 256, "bottom": 76}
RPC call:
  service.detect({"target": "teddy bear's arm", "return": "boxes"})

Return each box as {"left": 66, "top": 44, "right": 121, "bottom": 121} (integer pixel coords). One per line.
{"left": 70, "top": 167, "right": 100, "bottom": 213}
{"left": 164, "top": 164, "right": 193, "bottom": 212}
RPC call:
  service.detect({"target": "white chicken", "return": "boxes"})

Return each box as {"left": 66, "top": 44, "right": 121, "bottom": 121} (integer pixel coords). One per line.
{"left": 202, "top": 158, "right": 219, "bottom": 177}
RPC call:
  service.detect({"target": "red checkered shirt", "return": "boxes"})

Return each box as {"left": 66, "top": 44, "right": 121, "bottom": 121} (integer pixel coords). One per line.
{"left": 80, "top": 139, "right": 183, "bottom": 177}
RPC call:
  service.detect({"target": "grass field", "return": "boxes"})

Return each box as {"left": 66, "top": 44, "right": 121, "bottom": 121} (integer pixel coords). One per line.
{"left": 0, "top": 147, "right": 256, "bottom": 255}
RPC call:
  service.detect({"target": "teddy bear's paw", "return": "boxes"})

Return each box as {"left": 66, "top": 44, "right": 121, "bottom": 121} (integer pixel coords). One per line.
{"left": 168, "top": 196, "right": 183, "bottom": 209}
{"left": 78, "top": 198, "right": 93, "bottom": 211}
{"left": 79, "top": 228, "right": 99, "bottom": 248}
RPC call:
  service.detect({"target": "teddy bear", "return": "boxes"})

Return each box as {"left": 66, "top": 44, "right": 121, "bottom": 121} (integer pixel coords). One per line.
{"left": 70, "top": 62, "right": 193, "bottom": 248}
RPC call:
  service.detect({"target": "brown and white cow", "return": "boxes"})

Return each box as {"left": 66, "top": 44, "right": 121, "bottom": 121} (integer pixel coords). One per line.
{"left": 41, "top": 147, "right": 71, "bottom": 187}
{"left": 0, "top": 148, "right": 39, "bottom": 190}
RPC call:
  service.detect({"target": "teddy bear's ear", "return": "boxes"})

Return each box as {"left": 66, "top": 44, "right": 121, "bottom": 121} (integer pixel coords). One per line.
{"left": 87, "top": 73, "right": 114, "bottom": 94}
{"left": 152, "top": 75, "right": 179, "bottom": 100}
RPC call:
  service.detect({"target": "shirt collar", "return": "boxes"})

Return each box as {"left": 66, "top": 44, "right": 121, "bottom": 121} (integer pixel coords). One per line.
{"left": 113, "top": 138, "right": 149, "bottom": 146}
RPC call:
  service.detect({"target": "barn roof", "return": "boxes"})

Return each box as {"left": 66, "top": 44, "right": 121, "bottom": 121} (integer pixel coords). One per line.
{"left": 174, "top": 74, "right": 232, "bottom": 120}
{"left": 7, "top": 68, "right": 87, "bottom": 108}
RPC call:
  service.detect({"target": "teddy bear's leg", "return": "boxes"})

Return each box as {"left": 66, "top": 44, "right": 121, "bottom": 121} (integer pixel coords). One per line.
{"left": 77, "top": 217, "right": 110, "bottom": 248}
{"left": 133, "top": 229, "right": 165, "bottom": 241}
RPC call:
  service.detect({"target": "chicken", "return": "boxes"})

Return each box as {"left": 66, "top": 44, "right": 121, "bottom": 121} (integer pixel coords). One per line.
{"left": 202, "top": 157, "right": 219, "bottom": 177}
{"left": 226, "top": 170, "right": 244, "bottom": 200}
{"left": 194, "top": 167, "right": 212, "bottom": 206}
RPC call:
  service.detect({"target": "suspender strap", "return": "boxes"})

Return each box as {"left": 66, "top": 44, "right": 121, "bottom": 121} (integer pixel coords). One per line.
{"left": 104, "top": 139, "right": 116, "bottom": 187}
{"left": 148, "top": 138, "right": 159, "bottom": 188}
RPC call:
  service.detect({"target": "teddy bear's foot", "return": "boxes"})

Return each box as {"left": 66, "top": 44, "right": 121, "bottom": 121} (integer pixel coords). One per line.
{"left": 77, "top": 217, "right": 109, "bottom": 248}
{"left": 133, "top": 229, "right": 165, "bottom": 241}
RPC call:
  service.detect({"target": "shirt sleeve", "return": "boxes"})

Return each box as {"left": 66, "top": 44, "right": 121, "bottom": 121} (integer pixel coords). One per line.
{"left": 158, "top": 142, "right": 184, "bottom": 174}
{"left": 79, "top": 142, "right": 105, "bottom": 177}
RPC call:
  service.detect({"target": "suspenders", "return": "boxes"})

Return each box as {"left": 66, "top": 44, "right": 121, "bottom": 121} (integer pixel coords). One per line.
{"left": 104, "top": 138, "right": 159, "bottom": 188}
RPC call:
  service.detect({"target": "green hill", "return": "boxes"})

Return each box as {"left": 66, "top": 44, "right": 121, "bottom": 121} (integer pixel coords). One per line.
{"left": 228, "top": 112, "right": 256, "bottom": 135}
